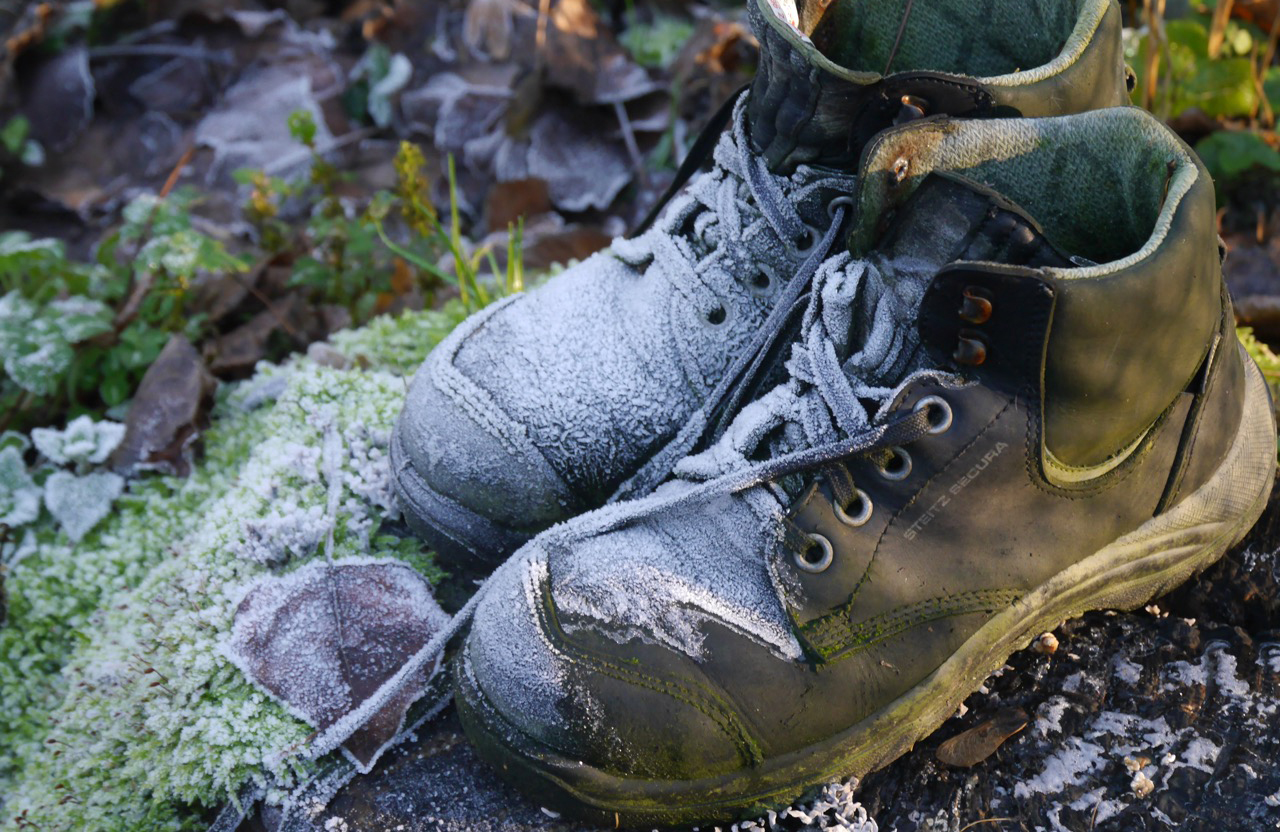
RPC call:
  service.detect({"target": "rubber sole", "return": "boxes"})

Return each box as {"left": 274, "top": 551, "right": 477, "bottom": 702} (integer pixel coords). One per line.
{"left": 455, "top": 354, "right": 1278, "bottom": 829}
{"left": 389, "top": 424, "right": 534, "bottom": 570}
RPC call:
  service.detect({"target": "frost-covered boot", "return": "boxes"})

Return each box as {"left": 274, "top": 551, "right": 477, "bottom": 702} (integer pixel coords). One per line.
{"left": 392, "top": 0, "right": 1133, "bottom": 567}
{"left": 452, "top": 107, "right": 1277, "bottom": 827}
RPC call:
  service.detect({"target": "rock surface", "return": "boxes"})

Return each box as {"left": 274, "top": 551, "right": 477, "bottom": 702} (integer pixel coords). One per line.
{"left": 274, "top": 493, "right": 1280, "bottom": 832}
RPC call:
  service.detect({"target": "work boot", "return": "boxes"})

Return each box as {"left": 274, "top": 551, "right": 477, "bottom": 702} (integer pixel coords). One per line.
{"left": 452, "top": 107, "right": 1277, "bottom": 827}
{"left": 392, "top": 0, "right": 1133, "bottom": 568}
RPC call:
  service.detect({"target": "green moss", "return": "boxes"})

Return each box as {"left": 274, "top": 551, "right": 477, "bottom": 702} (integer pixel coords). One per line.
{"left": 329, "top": 302, "right": 473, "bottom": 376}
{"left": 0, "top": 354, "right": 439, "bottom": 830}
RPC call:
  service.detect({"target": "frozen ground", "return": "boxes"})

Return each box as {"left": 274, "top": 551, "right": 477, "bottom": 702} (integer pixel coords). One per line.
{"left": 277, "top": 499, "right": 1280, "bottom": 832}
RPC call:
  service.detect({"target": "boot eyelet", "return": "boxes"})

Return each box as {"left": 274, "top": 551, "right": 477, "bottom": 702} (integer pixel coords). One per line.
{"left": 878, "top": 447, "right": 912, "bottom": 481}
{"left": 795, "top": 533, "right": 834, "bottom": 573}
{"left": 914, "top": 395, "right": 953, "bottom": 435}
{"left": 827, "top": 196, "right": 856, "bottom": 220}
{"left": 750, "top": 266, "right": 777, "bottom": 296}
{"left": 834, "top": 490, "right": 873, "bottom": 527}
{"left": 706, "top": 305, "right": 729, "bottom": 326}
{"left": 792, "top": 228, "right": 817, "bottom": 254}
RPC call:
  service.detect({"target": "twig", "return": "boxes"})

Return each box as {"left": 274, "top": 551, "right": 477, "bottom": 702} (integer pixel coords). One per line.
{"left": 107, "top": 144, "right": 197, "bottom": 338}
{"left": 958, "top": 819, "right": 1014, "bottom": 832}
{"left": 1142, "top": 0, "right": 1168, "bottom": 114}
{"left": 230, "top": 264, "right": 301, "bottom": 339}
{"left": 613, "top": 100, "right": 648, "bottom": 189}
{"left": 535, "top": 0, "right": 552, "bottom": 72}
{"left": 262, "top": 128, "right": 377, "bottom": 177}
{"left": 87, "top": 44, "right": 234, "bottom": 65}
{"left": 160, "top": 144, "right": 195, "bottom": 199}
{"left": 1208, "top": 0, "right": 1236, "bottom": 59}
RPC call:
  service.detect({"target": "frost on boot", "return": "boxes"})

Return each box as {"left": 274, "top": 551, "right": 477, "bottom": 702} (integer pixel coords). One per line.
{"left": 392, "top": 0, "right": 1132, "bottom": 569}
{"left": 451, "top": 108, "right": 1276, "bottom": 828}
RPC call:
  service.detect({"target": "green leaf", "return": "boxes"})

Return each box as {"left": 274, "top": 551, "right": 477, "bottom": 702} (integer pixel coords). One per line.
{"left": 100, "top": 373, "right": 130, "bottom": 408}
{"left": 1196, "top": 130, "right": 1280, "bottom": 185}
{"left": 1165, "top": 19, "right": 1209, "bottom": 57}
{"left": 1178, "top": 57, "right": 1259, "bottom": 118}
{"left": 0, "top": 116, "right": 30, "bottom": 155}
{"left": 0, "top": 445, "right": 40, "bottom": 528}
{"left": 288, "top": 109, "right": 318, "bottom": 147}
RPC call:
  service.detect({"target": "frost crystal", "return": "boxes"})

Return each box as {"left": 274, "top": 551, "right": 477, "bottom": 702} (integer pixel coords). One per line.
{"left": 44, "top": 470, "right": 125, "bottom": 542}
{"left": 32, "top": 415, "right": 126, "bottom": 466}
{"left": 0, "top": 445, "right": 40, "bottom": 527}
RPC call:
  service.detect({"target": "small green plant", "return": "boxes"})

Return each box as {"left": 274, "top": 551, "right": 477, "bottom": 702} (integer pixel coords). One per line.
{"left": 0, "top": 116, "right": 43, "bottom": 181}
{"left": 0, "top": 188, "right": 248, "bottom": 431}
{"left": 367, "top": 144, "right": 525, "bottom": 314}
{"left": 620, "top": 14, "right": 695, "bottom": 69}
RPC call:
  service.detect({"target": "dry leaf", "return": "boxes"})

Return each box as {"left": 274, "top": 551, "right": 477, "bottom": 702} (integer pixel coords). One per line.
{"left": 226, "top": 558, "right": 449, "bottom": 772}
{"left": 109, "top": 334, "right": 217, "bottom": 477}
{"left": 936, "top": 707, "right": 1028, "bottom": 767}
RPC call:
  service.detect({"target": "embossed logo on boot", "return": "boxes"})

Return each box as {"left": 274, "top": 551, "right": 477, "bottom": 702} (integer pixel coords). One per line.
{"left": 904, "top": 442, "right": 1010, "bottom": 540}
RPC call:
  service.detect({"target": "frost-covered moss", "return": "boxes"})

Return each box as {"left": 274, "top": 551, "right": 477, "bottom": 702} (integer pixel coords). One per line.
{"left": 0, "top": 310, "right": 449, "bottom": 831}
{"left": 330, "top": 302, "right": 472, "bottom": 376}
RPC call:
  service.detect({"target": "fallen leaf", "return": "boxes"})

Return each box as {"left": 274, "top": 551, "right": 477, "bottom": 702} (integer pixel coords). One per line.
{"left": 526, "top": 108, "right": 631, "bottom": 212}
{"left": 206, "top": 293, "right": 307, "bottom": 378}
{"left": 936, "top": 707, "right": 1028, "bottom": 767}
{"left": 226, "top": 558, "right": 450, "bottom": 772}
{"left": 195, "top": 62, "right": 335, "bottom": 184}
{"left": 109, "top": 334, "right": 217, "bottom": 477}
{"left": 463, "top": 0, "right": 535, "bottom": 60}
{"left": 485, "top": 177, "right": 551, "bottom": 230}
{"left": 19, "top": 45, "right": 95, "bottom": 153}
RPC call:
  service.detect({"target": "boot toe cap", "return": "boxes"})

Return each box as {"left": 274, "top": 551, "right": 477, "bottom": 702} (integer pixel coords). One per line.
{"left": 457, "top": 542, "right": 750, "bottom": 783}
{"left": 393, "top": 330, "right": 577, "bottom": 558}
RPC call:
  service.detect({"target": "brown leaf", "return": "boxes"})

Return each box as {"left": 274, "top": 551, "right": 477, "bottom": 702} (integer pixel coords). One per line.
{"left": 226, "top": 559, "right": 449, "bottom": 772}
{"left": 527, "top": 108, "right": 631, "bottom": 212}
{"left": 936, "top": 707, "right": 1028, "bottom": 768}
{"left": 109, "top": 334, "right": 217, "bottom": 477}
{"left": 485, "top": 177, "right": 552, "bottom": 231}
{"left": 206, "top": 293, "right": 305, "bottom": 378}
{"left": 19, "top": 45, "right": 94, "bottom": 153}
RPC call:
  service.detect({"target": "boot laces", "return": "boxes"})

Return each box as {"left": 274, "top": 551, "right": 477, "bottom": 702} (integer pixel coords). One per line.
{"left": 611, "top": 99, "right": 845, "bottom": 322}
{"left": 674, "top": 252, "right": 949, "bottom": 485}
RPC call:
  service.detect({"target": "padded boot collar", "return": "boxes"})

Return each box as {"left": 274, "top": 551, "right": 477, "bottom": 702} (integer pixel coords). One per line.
{"left": 849, "top": 109, "right": 1220, "bottom": 469}
{"left": 746, "top": 0, "right": 1130, "bottom": 173}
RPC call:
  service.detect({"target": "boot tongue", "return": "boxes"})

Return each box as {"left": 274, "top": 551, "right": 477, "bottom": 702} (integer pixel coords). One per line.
{"left": 846, "top": 171, "right": 1077, "bottom": 387}
{"left": 746, "top": 1, "right": 996, "bottom": 173}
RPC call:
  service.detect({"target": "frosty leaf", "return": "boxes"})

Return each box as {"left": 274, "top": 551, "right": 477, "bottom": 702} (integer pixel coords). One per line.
{"left": 110, "top": 335, "right": 217, "bottom": 477}
{"left": 0, "top": 430, "right": 30, "bottom": 454}
{"left": 3, "top": 320, "right": 74, "bottom": 396}
{"left": 44, "top": 470, "right": 125, "bottom": 542}
{"left": 226, "top": 559, "right": 449, "bottom": 772}
{"left": 368, "top": 54, "right": 413, "bottom": 128}
{"left": 0, "top": 291, "right": 109, "bottom": 396}
{"left": 0, "top": 290, "right": 37, "bottom": 337}
{"left": 48, "top": 297, "right": 112, "bottom": 343}
{"left": 32, "top": 415, "right": 127, "bottom": 466}
{"left": 0, "top": 446, "right": 40, "bottom": 527}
